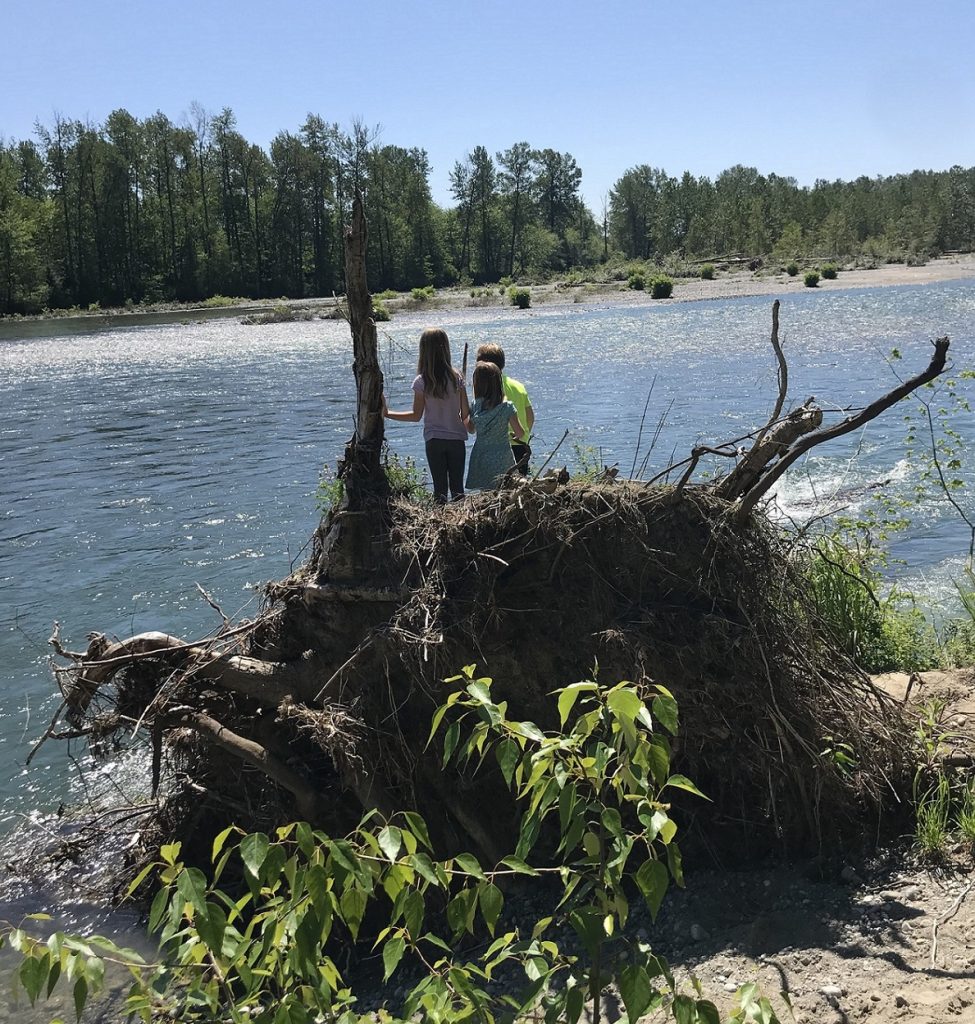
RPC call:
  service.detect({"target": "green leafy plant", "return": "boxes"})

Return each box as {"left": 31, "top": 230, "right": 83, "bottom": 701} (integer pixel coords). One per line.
{"left": 785, "top": 262, "right": 799, "bottom": 277}
{"left": 315, "top": 464, "right": 344, "bottom": 514}
{"left": 508, "top": 286, "right": 532, "bottom": 309}
{"left": 803, "top": 271, "right": 820, "bottom": 288}
{"left": 627, "top": 271, "right": 646, "bottom": 291}
{"left": 372, "top": 300, "right": 391, "bottom": 322}
{"left": 957, "top": 780, "right": 975, "bottom": 847}
{"left": 202, "top": 294, "right": 237, "bottom": 308}
{"left": 821, "top": 264, "right": 838, "bottom": 279}
{"left": 2, "top": 672, "right": 789, "bottom": 1024}
{"left": 699, "top": 264, "right": 715, "bottom": 280}
{"left": 915, "top": 772, "right": 952, "bottom": 858}
{"left": 650, "top": 276, "right": 674, "bottom": 299}
{"left": 411, "top": 285, "right": 436, "bottom": 302}
{"left": 375, "top": 288, "right": 399, "bottom": 301}
{"left": 805, "top": 535, "right": 939, "bottom": 673}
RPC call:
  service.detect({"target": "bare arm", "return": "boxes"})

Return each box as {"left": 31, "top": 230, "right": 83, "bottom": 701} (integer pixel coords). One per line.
{"left": 509, "top": 412, "right": 526, "bottom": 444}
{"left": 525, "top": 402, "right": 535, "bottom": 433}
{"left": 384, "top": 390, "right": 425, "bottom": 423}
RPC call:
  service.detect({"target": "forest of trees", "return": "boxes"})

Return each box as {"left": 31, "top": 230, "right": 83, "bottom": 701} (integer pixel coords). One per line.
{"left": 2, "top": 104, "right": 975, "bottom": 314}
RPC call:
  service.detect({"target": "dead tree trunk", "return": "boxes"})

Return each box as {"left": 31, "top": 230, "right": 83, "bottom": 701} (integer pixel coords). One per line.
{"left": 318, "top": 193, "right": 390, "bottom": 583}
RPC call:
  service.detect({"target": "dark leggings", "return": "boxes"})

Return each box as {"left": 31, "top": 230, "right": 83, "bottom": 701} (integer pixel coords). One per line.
{"left": 425, "top": 438, "right": 466, "bottom": 502}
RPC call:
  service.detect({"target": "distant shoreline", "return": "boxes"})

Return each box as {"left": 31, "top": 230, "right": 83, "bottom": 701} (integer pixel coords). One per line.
{"left": 3, "top": 254, "right": 975, "bottom": 327}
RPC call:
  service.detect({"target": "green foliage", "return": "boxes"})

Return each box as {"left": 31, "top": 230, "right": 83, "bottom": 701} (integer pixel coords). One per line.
{"left": 317, "top": 450, "right": 427, "bottom": 514}
{"left": 374, "top": 288, "right": 399, "bottom": 301}
{"left": 571, "top": 442, "right": 605, "bottom": 480}
{"left": 803, "top": 271, "right": 820, "bottom": 287}
{"left": 202, "top": 294, "right": 237, "bottom": 308}
{"left": 785, "top": 262, "right": 799, "bottom": 277}
{"left": 958, "top": 780, "right": 975, "bottom": 846}
{"left": 372, "top": 300, "right": 391, "bottom": 322}
{"left": 805, "top": 536, "right": 940, "bottom": 673}
{"left": 627, "top": 271, "right": 646, "bottom": 290}
{"left": 820, "top": 263, "right": 838, "bottom": 279}
{"left": 699, "top": 264, "right": 715, "bottom": 280}
{"left": 650, "top": 275, "right": 674, "bottom": 299}
{"left": 498, "top": 276, "right": 513, "bottom": 288}
{"left": 508, "top": 286, "right": 532, "bottom": 309}
{"left": 315, "top": 465, "right": 344, "bottom": 514}
{"left": 915, "top": 772, "right": 952, "bottom": 858}
{"left": 383, "top": 449, "right": 427, "bottom": 503}
{"left": 410, "top": 285, "right": 436, "bottom": 302}
{"left": 4, "top": 672, "right": 784, "bottom": 1024}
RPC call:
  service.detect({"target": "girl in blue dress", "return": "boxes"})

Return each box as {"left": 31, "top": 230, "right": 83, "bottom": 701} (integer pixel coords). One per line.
{"left": 465, "top": 361, "right": 526, "bottom": 491}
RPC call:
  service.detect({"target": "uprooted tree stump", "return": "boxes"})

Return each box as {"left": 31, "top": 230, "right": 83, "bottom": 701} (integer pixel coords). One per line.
{"left": 37, "top": 210, "right": 952, "bottom": 876}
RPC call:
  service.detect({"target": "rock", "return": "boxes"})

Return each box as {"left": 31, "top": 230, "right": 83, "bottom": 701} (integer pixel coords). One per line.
{"left": 869, "top": 991, "right": 882, "bottom": 1001}
{"left": 894, "top": 994, "right": 908, "bottom": 1008}
{"left": 690, "top": 923, "right": 708, "bottom": 942}
{"left": 724, "top": 982, "right": 738, "bottom": 993}
{"left": 819, "top": 985, "right": 845, "bottom": 998}
{"left": 840, "top": 865, "right": 861, "bottom": 883}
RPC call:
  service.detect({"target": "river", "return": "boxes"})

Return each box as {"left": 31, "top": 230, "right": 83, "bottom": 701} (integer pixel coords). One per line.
{"left": 1, "top": 281, "right": 973, "bottom": 841}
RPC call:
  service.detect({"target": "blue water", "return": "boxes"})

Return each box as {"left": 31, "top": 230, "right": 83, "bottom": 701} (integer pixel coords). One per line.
{"left": 1, "top": 281, "right": 973, "bottom": 828}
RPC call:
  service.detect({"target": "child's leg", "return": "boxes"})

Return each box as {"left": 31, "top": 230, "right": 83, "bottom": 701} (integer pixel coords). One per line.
{"left": 445, "top": 440, "right": 466, "bottom": 500}
{"left": 425, "top": 439, "right": 449, "bottom": 503}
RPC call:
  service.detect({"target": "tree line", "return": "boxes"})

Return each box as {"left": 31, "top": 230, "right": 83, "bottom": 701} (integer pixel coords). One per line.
{"left": 2, "top": 104, "right": 975, "bottom": 314}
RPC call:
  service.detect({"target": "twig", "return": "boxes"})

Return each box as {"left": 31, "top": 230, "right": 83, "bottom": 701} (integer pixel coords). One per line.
{"left": 930, "top": 879, "right": 974, "bottom": 968}
{"left": 531, "top": 429, "right": 570, "bottom": 482}
{"left": 628, "top": 377, "right": 656, "bottom": 480}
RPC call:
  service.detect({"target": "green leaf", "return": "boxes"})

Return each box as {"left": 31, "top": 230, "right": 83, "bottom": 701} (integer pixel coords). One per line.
{"left": 663, "top": 774, "right": 709, "bottom": 800}
{"left": 453, "top": 852, "right": 486, "bottom": 880}
{"left": 652, "top": 687, "right": 679, "bottom": 734}
{"left": 672, "top": 994, "right": 698, "bottom": 1024}
{"left": 73, "top": 976, "right": 88, "bottom": 1022}
{"left": 499, "top": 855, "right": 540, "bottom": 876}
{"left": 211, "top": 825, "right": 236, "bottom": 864}
{"left": 466, "top": 679, "right": 492, "bottom": 703}
{"left": 195, "top": 902, "right": 227, "bottom": 955}
{"left": 176, "top": 867, "right": 208, "bottom": 916}
{"left": 378, "top": 825, "right": 403, "bottom": 862}
{"left": 497, "top": 737, "right": 520, "bottom": 787}
{"left": 667, "top": 842, "right": 685, "bottom": 887}
{"left": 557, "top": 681, "right": 597, "bottom": 725}
{"left": 407, "top": 852, "right": 440, "bottom": 887}
{"left": 125, "top": 863, "right": 155, "bottom": 898}
{"left": 401, "top": 811, "right": 432, "bottom": 850}
{"left": 619, "top": 964, "right": 653, "bottom": 1023}
{"left": 478, "top": 881, "right": 503, "bottom": 935}
{"left": 442, "top": 721, "right": 461, "bottom": 766}
{"left": 339, "top": 886, "right": 367, "bottom": 940}
{"left": 382, "top": 935, "right": 406, "bottom": 981}
{"left": 608, "top": 687, "right": 645, "bottom": 723}
{"left": 19, "top": 956, "right": 48, "bottom": 1004}
{"left": 403, "top": 889, "right": 425, "bottom": 938}
{"left": 239, "top": 832, "right": 270, "bottom": 879}
{"left": 635, "top": 858, "right": 669, "bottom": 920}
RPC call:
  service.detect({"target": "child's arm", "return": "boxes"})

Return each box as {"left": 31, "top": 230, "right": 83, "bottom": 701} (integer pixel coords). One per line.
{"left": 509, "top": 412, "right": 526, "bottom": 444}
{"left": 461, "top": 384, "right": 475, "bottom": 433}
{"left": 383, "top": 390, "right": 424, "bottom": 423}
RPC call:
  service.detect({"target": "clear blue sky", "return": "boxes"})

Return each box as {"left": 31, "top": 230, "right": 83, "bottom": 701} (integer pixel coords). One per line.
{"left": 5, "top": 0, "right": 975, "bottom": 211}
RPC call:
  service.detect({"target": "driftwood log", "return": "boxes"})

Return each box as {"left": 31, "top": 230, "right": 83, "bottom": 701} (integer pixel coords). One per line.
{"left": 35, "top": 213, "right": 954, "bottom": 871}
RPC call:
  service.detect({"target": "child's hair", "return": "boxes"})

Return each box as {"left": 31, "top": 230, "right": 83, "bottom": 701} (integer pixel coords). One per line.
{"left": 476, "top": 343, "right": 505, "bottom": 370}
{"left": 472, "top": 360, "right": 504, "bottom": 410}
{"left": 418, "top": 328, "right": 457, "bottom": 398}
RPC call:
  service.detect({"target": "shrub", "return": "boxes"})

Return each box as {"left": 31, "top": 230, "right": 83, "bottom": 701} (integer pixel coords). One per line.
{"left": 650, "top": 275, "right": 674, "bottom": 299}
{"left": 821, "top": 264, "right": 838, "bottom": 280}
{"left": 786, "top": 262, "right": 800, "bottom": 277}
{"left": 804, "top": 271, "right": 820, "bottom": 288}
{"left": 3, "top": 675, "right": 760, "bottom": 1024}
{"left": 700, "top": 264, "right": 715, "bottom": 280}
{"left": 410, "top": 285, "right": 435, "bottom": 302}
{"left": 508, "top": 286, "right": 531, "bottom": 309}
{"left": 374, "top": 288, "right": 398, "bottom": 301}
{"left": 202, "top": 294, "right": 236, "bottom": 308}
{"left": 498, "top": 276, "right": 513, "bottom": 288}
{"left": 372, "top": 300, "right": 390, "bottom": 322}
{"left": 626, "top": 271, "right": 646, "bottom": 291}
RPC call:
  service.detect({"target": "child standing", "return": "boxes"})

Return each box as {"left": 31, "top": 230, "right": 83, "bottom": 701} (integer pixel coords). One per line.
{"left": 465, "top": 361, "right": 525, "bottom": 491}
{"left": 383, "top": 328, "right": 469, "bottom": 503}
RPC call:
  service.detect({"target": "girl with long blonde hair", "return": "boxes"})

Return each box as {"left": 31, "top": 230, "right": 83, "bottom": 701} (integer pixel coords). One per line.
{"left": 383, "top": 328, "right": 470, "bottom": 502}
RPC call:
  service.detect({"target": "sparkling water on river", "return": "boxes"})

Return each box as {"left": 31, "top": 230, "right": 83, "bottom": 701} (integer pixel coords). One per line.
{"left": 1, "top": 281, "right": 973, "bottom": 834}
